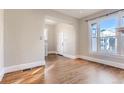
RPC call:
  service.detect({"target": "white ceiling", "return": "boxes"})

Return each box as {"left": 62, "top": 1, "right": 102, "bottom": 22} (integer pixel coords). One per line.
{"left": 45, "top": 19, "right": 57, "bottom": 25}
{"left": 54, "top": 9, "right": 103, "bottom": 19}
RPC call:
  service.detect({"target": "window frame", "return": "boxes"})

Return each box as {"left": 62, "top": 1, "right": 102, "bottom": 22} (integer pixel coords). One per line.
{"left": 88, "top": 19, "right": 99, "bottom": 54}
{"left": 118, "top": 11, "right": 124, "bottom": 56}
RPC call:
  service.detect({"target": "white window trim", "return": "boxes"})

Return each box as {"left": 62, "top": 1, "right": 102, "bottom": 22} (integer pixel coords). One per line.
{"left": 88, "top": 19, "right": 99, "bottom": 54}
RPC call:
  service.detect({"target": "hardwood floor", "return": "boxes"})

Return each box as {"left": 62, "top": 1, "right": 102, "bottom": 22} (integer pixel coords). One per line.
{"left": 1, "top": 54, "right": 124, "bottom": 84}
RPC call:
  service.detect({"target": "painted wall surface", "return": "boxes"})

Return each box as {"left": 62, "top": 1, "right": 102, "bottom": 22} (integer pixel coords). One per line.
{"left": 4, "top": 9, "right": 79, "bottom": 67}
{"left": 4, "top": 10, "right": 45, "bottom": 67}
{"left": 0, "top": 10, "right": 4, "bottom": 80}
{"left": 47, "top": 24, "right": 57, "bottom": 52}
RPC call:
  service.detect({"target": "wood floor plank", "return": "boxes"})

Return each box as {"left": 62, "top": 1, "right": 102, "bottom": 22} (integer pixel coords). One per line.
{"left": 1, "top": 54, "right": 124, "bottom": 84}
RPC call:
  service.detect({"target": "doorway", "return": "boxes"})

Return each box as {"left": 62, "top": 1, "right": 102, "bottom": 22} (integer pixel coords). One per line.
{"left": 43, "top": 17, "right": 76, "bottom": 60}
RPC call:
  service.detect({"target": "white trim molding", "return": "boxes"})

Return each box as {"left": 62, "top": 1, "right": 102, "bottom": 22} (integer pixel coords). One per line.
{"left": 80, "top": 55, "right": 124, "bottom": 69}
{"left": 48, "top": 52, "right": 78, "bottom": 59}
{"left": 4, "top": 60, "right": 45, "bottom": 73}
{"left": 63, "top": 54, "right": 77, "bottom": 59}
{"left": 48, "top": 51, "right": 58, "bottom": 54}
{"left": 0, "top": 68, "right": 4, "bottom": 81}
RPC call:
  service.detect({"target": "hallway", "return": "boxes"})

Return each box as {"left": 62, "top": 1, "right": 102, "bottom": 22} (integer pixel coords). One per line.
{"left": 1, "top": 54, "right": 124, "bottom": 84}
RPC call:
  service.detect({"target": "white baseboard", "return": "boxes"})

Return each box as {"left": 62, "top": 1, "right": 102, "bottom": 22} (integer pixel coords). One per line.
{"left": 0, "top": 68, "right": 4, "bottom": 81}
{"left": 80, "top": 55, "right": 124, "bottom": 69}
{"left": 48, "top": 51, "right": 58, "bottom": 54}
{"left": 63, "top": 54, "right": 77, "bottom": 59}
{"left": 4, "top": 60, "right": 45, "bottom": 73}
{"left": 63, "top": 54, "right": 124, "bottom": 69}
{"left": 48, "top": 52, "right": 78, "bottom": 59}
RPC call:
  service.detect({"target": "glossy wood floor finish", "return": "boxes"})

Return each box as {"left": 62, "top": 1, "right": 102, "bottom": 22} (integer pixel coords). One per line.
{"left": 1, "top": 54, "right": 124, "bottom": 84}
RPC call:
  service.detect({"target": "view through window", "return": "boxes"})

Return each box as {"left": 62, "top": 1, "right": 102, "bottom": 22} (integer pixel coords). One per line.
{"left": 99, "top": 17, "right": 118, "bottom": 53}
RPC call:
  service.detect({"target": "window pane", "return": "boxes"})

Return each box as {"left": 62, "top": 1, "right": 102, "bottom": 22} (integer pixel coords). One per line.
{"left": 100, "top": 17, "right": 118, "bottom": 37}
{"left": 91, "top": 23, "right": 97, "bottom": 37}
{"left": 121, "top": 16, "right": 124, "bottom": 27}
{"left": 91, "top": 23, "right": 97, "bottom": 52}
{"left": 99, "top": 17, "right": 118, "bottom": 53}
{"left": 91, "top": 37, "right": 97, "bottom": 52}
{"left": 100, "top": 37, "right": 117, "bottom": 53}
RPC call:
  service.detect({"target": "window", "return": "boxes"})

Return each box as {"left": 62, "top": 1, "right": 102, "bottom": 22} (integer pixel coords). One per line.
{"left": 89, "top": 12, "right": 124, "bottom": 56}
{"left": 99, "top": 17, "right": 118, "bottom": 53}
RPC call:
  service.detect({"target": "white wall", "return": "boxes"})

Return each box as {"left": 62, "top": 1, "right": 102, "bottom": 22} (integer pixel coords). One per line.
{"left": 4, "top": 9, "right": 79, "bottom": 72}
{"left": 79, "top": 18, "right": 89, "bottom": 56}
{"left": 0, "top": 10, "right": 4, "bottom": 80}
{"left": 4, "top": 10, "right": 45, "bottom": 68}
{"left": 47, "top": 24, "right": 57, "bottom": 52}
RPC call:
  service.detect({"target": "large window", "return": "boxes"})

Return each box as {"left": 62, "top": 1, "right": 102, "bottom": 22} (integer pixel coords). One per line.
{"left": 89, "top": 12, "right": 124, "bottom": 56}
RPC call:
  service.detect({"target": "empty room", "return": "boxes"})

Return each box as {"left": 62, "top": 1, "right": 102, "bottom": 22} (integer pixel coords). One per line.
{"left": 0, "top": 9, "right": 124, "bottom": 84}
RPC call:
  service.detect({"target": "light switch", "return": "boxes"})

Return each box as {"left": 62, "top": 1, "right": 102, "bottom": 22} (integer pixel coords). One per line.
{"left": 40, "top": 36, "right": 42, "bottom": 40}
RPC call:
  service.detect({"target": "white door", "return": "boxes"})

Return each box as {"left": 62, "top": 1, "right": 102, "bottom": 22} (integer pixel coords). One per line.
{"left": 57, "top": 31, "right": 64, "bottom": 55}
